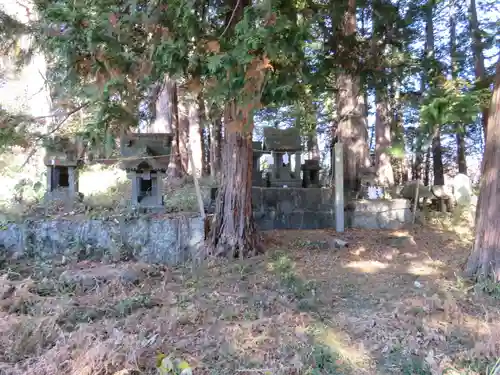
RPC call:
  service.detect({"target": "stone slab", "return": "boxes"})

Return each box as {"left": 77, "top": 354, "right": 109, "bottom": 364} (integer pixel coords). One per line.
{"left": 345, "top": 199, "right": 411, "bottom": 230}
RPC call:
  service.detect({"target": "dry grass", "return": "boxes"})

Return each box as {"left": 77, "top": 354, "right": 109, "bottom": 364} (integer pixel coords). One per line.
{"left": 0, "top": 165, "right": 215, "bottom": 220}
{"left": 0, "top": 225, "right": 499, "bottom": 375}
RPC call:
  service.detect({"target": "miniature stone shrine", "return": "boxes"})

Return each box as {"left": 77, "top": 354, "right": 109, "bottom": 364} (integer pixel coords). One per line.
{"left": 262, "top": 127, "right": 302, "bottom": 188}
{"left": 119, "top": 133, "right": 173, "bottom": 208}
{"left": 301, "top": 159, "right": 321, "bottom": 188}
{"left": 43, "top": 135, "right": 84, "bottom": 197}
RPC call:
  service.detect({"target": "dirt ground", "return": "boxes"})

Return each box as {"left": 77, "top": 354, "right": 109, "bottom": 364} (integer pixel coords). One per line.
{"left": 0, "top": 225, "right": 499, "bottom": 375}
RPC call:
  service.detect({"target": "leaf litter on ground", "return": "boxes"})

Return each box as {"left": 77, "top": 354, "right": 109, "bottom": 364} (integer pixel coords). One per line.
{"left": 0, "top": 226, "right": 498, "bottom": 375}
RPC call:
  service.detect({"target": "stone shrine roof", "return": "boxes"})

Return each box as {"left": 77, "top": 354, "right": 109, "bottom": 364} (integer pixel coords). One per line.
{"left": 262, "top": 127, "right": 302, "bottom": 152}
{"left": 120, "top": 133, "right": 173, "bottom": 171}
{"left": 43, "top": 135, "right": 83, "bottom": 166}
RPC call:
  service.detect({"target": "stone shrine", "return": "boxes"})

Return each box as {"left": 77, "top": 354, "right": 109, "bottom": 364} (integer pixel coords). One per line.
{"left": 301, "top": 159, "right": 321, "bottom": 188}
{"left": 43, "top": 135, "right": 84, "bottom": 197}
{"left": 262, "top": 127, "right": 302, "bottom": 188}
{"left": 120, "top": 133, "right": 173, "bottom": 208}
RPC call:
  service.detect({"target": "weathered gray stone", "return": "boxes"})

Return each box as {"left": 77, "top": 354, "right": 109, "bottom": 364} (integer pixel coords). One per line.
{"left": 345, "top": 199, "right": 411, "bottom": 230}
{"left": 401, "top": 181, "right": 433, "bottom": 200}
{"left": 0, "top": 215, "right": 204, "bottom": 265}
{"left": 59, "top": 264, "right": 144, "bottom": 289}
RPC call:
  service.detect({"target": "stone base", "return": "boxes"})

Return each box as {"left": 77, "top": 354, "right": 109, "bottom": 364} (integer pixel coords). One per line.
{"left": 345, "top": 199, "right": 411, "bottom": 230}
{"left": 208, "top": 188, "right": 412, "bottom": 231}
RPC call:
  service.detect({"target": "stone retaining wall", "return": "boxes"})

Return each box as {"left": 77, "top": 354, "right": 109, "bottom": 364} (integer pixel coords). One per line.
{"left": 0, "top": 215, "right": 204, "bottom": 264}
{"left": 0, "top": 192, "right": 412, "bottom": 265}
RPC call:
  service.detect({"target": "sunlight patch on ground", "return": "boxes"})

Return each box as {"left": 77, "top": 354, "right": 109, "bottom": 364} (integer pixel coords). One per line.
{"left": 312, "top": 325, "right": 372, "bottom": 370}
{"left": 350, "top": 246, "right": 367, "bottom": 256}
{"left": 406, "top": 262, "right": 441, "bottom": 276}
{"left": 344, "top": 260, "right": 389, "bottom": 273}
{"left": 389, "top": 230, "right": 412, "bottom": 237}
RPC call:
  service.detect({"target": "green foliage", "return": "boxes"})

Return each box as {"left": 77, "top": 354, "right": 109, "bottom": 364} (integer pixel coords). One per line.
{"left": 28, "top": 0, "right": 312, "bottom": 135}
{"left": 420, "top": 78, "right": 490, "bottom": 129}
{"left": 157, "top": 355, "right": 193, "bottom": 375}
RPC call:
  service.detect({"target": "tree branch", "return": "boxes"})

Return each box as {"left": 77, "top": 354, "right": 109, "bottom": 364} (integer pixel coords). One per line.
{"left": 20, "top": 102, "right": 90, "bottom": 168}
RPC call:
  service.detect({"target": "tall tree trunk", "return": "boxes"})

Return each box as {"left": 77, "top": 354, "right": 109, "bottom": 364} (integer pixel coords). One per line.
{"left": 413, "top": 153, "right": 424, "bottom": 180}
{"left": 208, "top": 0, "right": 266, "bottom": 258}
{"left": 424, "top": 147, "right": 431, "bottom": 186}
{"left": 177, "top": 87, "right": 190, "bottom": 173}
{"left": 450, "top": 0, "right": 467, "bottom": 174}
{"left": 391, "top": 80, "right": 406, "bottom": 184}
{"left": 336, "top": 0, "right": 370, "bottom": 191}
{"left": 468, "top": 0, "right": 488, "bottom": 139}
{"left": 465, "top": 58, "right": 500, "bottom": 282}
{"left": 375, "top": 87, "right": 394, "bottom": 186}
{"left": 150, "top": 75, "right": 185, "bottom": 177}
{"left": 424, "top": 1, "right": 444, "bottom": 185}
{"left": 198, "top": 95, "right": 210, "bottom": 176}
{"left": 432, "top": 130, "right": 444, "bottom": 185}
{"left": 209, "top": 105, "right": 222, "bottom": 181}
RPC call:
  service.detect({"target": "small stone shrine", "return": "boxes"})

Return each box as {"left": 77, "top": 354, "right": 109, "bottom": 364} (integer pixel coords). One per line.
{"left": 262, "top": 127, "right": 302, "bottom": 188}
{"left": 120, "top": 133, "right": 173, "bottom": 208}
{"left": 43, "top": 135, "right": 84, "bottom": 197}
{"left": 301, "top": 159, "right": 321, "bottom": 188}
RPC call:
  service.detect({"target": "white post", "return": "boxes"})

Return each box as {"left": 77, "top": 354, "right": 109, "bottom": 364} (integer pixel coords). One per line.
{"left": 188, "top": 143, "right": 206, "bottom": 219}
{"left": 294, "top": 152, "right": 301, "bottom": 178}
{"left": 334, "top": 142, "right": 344, "bottom": 232}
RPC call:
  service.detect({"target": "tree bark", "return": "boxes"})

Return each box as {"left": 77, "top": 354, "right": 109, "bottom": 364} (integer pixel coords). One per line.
{"left": 424, "top": 147, "right": 431, "bottom": 186}
{"left": 375, "top": 87, "right": 394, "bottom": 186}
{"left": 457, "top": 133, "right": 467, "bottom": 174}
{"left": 465, "top": 58, "right": 500, "bottom": 282}
{"left": 198, "top": 95, "right": 210, "bottom": 176}
{"left": 150, "top": 75, "right": 185, "bottom": 177}
{"left": 207, "top": 0, "right": 265, "bottom": 258}
{"left": 432, "top": 129, "right": 444, "bottom": 185}
{"left": 450, "top": 0, "right": 467, "bottom": 174}
{"left": 177, "top": 87, "right": 190, "bottom": 173}
{"left": 336, "top": 0, "right": 370, "bottom": 192}
{"left": 209, "top": 105, "right": 222, "bottom": 181}
{"left": 468, "top": 0, "right": 488, "bottom": 139}
{"left": 391, "top": 80, "right": 406, "bottom": 184}
{"left": 424, "top": 0, "right": 445, "bottom": 186}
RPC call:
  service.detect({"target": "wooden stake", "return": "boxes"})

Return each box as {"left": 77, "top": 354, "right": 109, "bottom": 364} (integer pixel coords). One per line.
{"left": 188, "top": 143, "right": 206, "bottom": 219}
